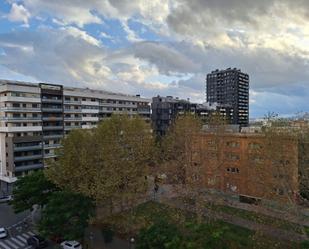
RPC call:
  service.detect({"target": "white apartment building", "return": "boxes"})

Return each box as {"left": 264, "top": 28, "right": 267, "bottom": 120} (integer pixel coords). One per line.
{"left": 0, "top": 80, "right": 151, "bottom": 195}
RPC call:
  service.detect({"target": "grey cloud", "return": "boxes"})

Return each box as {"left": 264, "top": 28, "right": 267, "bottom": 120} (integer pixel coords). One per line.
{"left": 132, "top": 41, "right": 200, "bottom": 75}
{"left": 167, "top": 0, "right": 309, "bottom": 35}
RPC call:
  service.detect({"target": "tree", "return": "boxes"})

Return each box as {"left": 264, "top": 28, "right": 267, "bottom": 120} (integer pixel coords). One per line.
{"left": 160, "top": 113, "right": 206, "bottom": 221}
{"left": 136, "top": 219, "right": 183, "bottom": 249}
{"left": 10, "top": 170, "right": 58, "bottom": 213}
{"left": 39, "top": 191, "right": 94, "bottom": 241}
{"left": 46, "top": 115, "right": 155, "bottom": 214}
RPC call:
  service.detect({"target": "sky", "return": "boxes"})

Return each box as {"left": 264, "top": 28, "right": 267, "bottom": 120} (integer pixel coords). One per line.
{"left": 0, "top": 0, "right": 308, "bottom": 118}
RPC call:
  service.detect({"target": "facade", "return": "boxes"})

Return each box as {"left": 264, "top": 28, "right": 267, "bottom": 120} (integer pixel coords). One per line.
{"left": 0, "top": 80, "right": 150, "bottom": 194}
{"left": 151, "top": 96, "right": 233, "bottom": 136}
{"left": 206, "top": 68, "right": 249, "bottom": 127}
{"left": 190, "top": 132, "right": 300, "bottom": 203}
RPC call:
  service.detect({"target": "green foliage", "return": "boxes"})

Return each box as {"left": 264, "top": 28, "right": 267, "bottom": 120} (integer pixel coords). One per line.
{"left": 46, "top": 115, "right": 155, "bottom": 203}
{"left": 10, "top": 170, "right": 58, "bottom": 213}
{"left": 136, "top": 219, "right": 251, "bottom": 249}
{"left": 38, "top": 191, "right": 95, "bottom": 241}
{"left": 136, "top": 219, "right": 182, "bottom": 249}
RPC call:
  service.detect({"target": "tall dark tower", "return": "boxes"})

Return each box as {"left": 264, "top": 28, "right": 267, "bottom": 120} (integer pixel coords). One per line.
{"left": 206, "top": 68, "right": 249, "bottom": 127}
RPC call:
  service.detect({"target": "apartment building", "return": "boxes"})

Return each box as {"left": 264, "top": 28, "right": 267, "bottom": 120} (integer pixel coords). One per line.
{"left": 189, "top": 132, "right": 300, "bottom": 204}
{"left": 0, "top": 80, "right": 150, "bottom": 194}
{"left": 151, "top": 95, "right": 233, "bottom": 136}
{"left": 206, "top": 68, "right": 249, "bottom": 127}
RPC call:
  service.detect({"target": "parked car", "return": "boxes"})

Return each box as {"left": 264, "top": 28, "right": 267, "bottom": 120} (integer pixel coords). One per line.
{"left": 27, "top": 235, "right": 48, "bottom": 248}
{"left": 0, "top": 228, "right": 7, "bottom": 239}
{"left": 0, "top": 195, "right": 13, "bottom": 203}
{"left": 61, "top": 240, "right": 82, "bottom": 249}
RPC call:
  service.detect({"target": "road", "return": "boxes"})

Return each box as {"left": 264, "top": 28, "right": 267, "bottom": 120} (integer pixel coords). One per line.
{"left": 0, "top": 203, "right": 29, "bottom": 227}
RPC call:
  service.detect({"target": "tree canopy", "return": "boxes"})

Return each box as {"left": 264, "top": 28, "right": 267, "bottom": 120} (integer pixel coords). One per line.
{"left": 46, "top": 115, "right": 155, "bottom": 206}
{"left": 39, "top": 191, "right": 94, "bottom": 241}
{"left": 10, "top": 170, "right": 58, "bottom": 213}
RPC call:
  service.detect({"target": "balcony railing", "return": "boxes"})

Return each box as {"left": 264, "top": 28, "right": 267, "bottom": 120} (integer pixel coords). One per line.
{"left": 15, "top": 163, "right": 44, "bottom": 172}
{"left": 41, "top": 99, "right": 63, "bottom": 103}
{"left": 14, "top": 154, "right": 43, "bottom": 162}
{"left": 42, "top": 117, "right": 63, "bottom": 121}
{"left": 41, "top": 108, "right": 63, "bottom": 113}
{"left": 0, "top": 107, "right": 41, "bottom": 112}
{"left": 14, "top": 145, "right": 42, "bottom": 152}
{"left": 42, "top": 126, "right": 64, "bottom": 131}
{"left": 43, "top": 134, "right": 64, "bottom": 140}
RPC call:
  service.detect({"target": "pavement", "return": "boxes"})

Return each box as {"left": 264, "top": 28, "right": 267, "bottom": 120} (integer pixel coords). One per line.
{"left": 0, "top": 203, "right": 29, "bottom": 228}
{"left": 0, "top": 202, "right": 57, "bottom": 249}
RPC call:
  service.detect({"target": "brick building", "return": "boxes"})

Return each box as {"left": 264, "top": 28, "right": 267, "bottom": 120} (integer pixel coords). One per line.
{"left": 189, "top": 132, "right": 300, "bottom": 203}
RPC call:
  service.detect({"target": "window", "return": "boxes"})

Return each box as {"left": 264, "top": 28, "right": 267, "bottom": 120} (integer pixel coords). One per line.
{"left": 226, "top": 167, "right": 240, "bottom": 173}
{"left": 32, "top": 104, "right": 38, "bottom": 108}
{"left": 249, "top": 142, "right": 262, "bottom": 149}
{"left": 226, "top": 153, "right": 240, "bottom": 161}
{"left": 226, "top": 141, "right": 240, "bottom": 148}
{"left": 250, "top": 155, "right": 263, "bottom": 164}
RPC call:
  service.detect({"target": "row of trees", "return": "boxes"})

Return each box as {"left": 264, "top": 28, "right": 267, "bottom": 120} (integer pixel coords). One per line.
{"left": 10, "top": 113, "right": 309, "bottom": 243}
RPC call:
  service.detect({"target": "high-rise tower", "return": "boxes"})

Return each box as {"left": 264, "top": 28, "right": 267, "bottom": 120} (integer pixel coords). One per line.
{"left": 206, "top": 68, "right": 249, "bottom": 127}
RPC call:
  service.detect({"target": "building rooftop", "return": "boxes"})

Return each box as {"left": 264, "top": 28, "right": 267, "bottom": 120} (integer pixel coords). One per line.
{"left": 0, "top": 79, "right": 145, "bottom": 99}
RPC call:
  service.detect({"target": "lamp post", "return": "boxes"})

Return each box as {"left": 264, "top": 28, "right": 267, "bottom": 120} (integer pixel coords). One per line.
{"left": 129, "top": 237, "right": 135, "bottom": 249}
{"left": 89, "top": 231, "right": 94, "bottom": 249}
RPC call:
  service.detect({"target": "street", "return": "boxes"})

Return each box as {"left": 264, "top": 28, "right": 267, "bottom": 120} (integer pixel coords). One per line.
{"left": 0, "top": 202, "right": 40, "bottom": 249}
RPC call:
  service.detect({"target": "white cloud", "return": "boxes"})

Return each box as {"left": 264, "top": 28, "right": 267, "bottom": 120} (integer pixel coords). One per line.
{"left": 7, "top": 3, "right": 30, "bottom": 26}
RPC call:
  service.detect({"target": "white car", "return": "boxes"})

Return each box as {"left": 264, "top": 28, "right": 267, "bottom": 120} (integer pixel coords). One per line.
{"left": 61, "top": 240, "right": 82, "bottom": 249}
{"left": 0, "top": 195, "right": 13, "bottom": 203}
{"left": 0, "top": 228, "right": 7, "bottom": 239}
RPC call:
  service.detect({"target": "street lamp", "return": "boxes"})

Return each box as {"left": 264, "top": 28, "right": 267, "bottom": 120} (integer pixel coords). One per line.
{"left": 129, "top": 237, "right": 135, "bottom": 249}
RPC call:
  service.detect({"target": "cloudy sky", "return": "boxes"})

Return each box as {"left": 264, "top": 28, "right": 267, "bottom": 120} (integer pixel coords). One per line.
{"left": 0, "top": 0, "right": 308, "bottom": 118}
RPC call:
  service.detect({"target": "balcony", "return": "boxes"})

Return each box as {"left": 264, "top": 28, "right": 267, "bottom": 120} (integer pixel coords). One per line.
{"left": 43, "top": 134, "right": 64, "bottom": 140}
{"left": 64, "top": 117, "right": 82, "bottom": 121}
{"left": 0, "top": 96, "right": 41, "bottom": 103}
{"left": 43, "top": 126, "right": 64, "bottom": 131}
{"left": 14, "top": 145, "right": 42, "bottom": 152}
{"left": 64, "top": 126, "right": 81, "bottom": 130}
{"left": 81, "top": 101, "right": 99, "bottom": 106}
{"left": 63, "top": 100, "right": 81, "bottom": 105}
{"left": 44, "top": 153, "right": 57, "bottom": 159}
{"left": 41, "top": 98, "right": 63, "bottom": 104}
{"left": 41, "top": 108, "right": 63, "bottom": 113}
{"left": 64, "top": 109, "right": 82, "bottom": 113}
{"left": 42, "top": 116, "right": 63, "bottom": 121}
{"left": 81, "top": 116, "right": 99, "bottom": 122}
{"left": 15, "top": 163, "right": 44, "bottom": 172}
{"left": 0, "top": 117, "right": 42, "bottom": 122}
{"left": 0, "top": 126, "right": 42, "bottom": 132}
{"left": 43, "top": 144, "right": 61, "bottom": 149}
{"left": 0, "top": 107, "right": 41, "bottom": 112}
{"left": 82, "top": 124, "right": 97, "bottom": 129}
{"left": 14, "top": 154, "right": 43, "bottom": 162}
{"left": 81, "top": 109, "right": 99, "bottom": 114}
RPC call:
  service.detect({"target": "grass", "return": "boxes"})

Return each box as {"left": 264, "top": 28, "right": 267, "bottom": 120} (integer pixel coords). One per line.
{"left": 95, "top": 201, "right": 303, "bottom": 249}
{"left": 206, "top": 203, "right": 306, "bottom": 234}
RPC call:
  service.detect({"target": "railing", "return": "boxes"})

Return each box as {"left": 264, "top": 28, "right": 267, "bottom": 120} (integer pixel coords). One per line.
{"left": 41, "top": 108, "right": 63, "bottom": 113}
{"left": 42, "top": 126, "right": 64, "bottom": 131}
{"left": 15, "top": 163, "right": 44, "bottom": 172}
{"left": 14, "top": 154, "right": 43, "bottom": 162}
{"left": 14, "top": 145, "right": 42, "bottom": 152}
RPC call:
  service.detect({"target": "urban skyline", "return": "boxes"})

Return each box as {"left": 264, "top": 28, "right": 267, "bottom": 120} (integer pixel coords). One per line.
{"left": 0, "top": 1, "right": 308, "bottom": 118}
